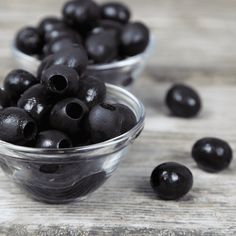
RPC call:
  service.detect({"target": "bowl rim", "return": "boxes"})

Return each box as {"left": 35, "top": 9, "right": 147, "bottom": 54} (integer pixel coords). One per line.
{"left": 0, "top": 84, "right": 145, "bottom": 156}
{"left": 12, "top": 34, "right": 154, "bottom": 70}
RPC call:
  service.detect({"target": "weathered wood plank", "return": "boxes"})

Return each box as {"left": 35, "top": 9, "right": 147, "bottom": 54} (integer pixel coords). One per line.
{"left": 0, "top": 0, "right": 236, "bottom": 235}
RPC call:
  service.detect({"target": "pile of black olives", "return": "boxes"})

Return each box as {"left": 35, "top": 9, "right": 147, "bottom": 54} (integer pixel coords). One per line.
{"left": 150, "top": 84, "right": 233, "bottom": 200}
{"left": 0, "top": 65, "right": 137, "bottom": 148}
{"left": 15, "top": 0, "right": 150, "bottom": 64}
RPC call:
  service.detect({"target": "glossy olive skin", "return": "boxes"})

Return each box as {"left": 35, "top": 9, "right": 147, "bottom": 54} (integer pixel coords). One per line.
{"left": 101, "top": 2, "right": 131, "bottom": 24}
{"left": 50, "top": 98, "right": 88, "bottom": 136}
{"left": 0, "top": 107, "right": 38, "bottom": 145}
{"left": 16, "top": 27, "right": 43, "bottom": 55}
{"left": 35, "top": 130, "right": 72, "bottom": 148}
{"left": 88, "top": 103, "right": 122, "bottom": 143}
{"left": 43, "top": 37, "right": 79, "bottom": 56}
{"left": 41, "top": 65, "right": 80, "bottom": 96}
{"left": 85, "top": 30, "right": 118, "bottom": 63}
{"left": 38, "top": 17, "right": 64, "bottom": 37}
{"left": 114, "top": 104, "right": 137, "bottom": 133}
{"left": 192, "top": 138, "right": 233, "bottom": 173}
{"left": 44, "top": 25, "right": 82, "bottom": 43}
{"left": 92, "top": 20, "right": 123, "bottom": 37}
{"left": 62, "top": 0, "right": 100, "bottom": 32}
{"left": 77, "top": 76, "right": 106, "bottom": 108}
{"left": 4, "top": 69, "right": 38, "bottom": 102}
{"left": 17, "top": 84, "right": 57, "bottom": 125}
{"left": 0, "top": 89, "right": 11, "bottom": 110}
{"left": 38, "top": 44, "right": 88, "bottom": 78}
{"left": 166, "top": 84, "right": 201, "bottom": 118}
{"left": 120, "top": 22, "right": 150, "bottom": 57}
{"left": 150, "top": 162, "right": 193, "bottom": 200}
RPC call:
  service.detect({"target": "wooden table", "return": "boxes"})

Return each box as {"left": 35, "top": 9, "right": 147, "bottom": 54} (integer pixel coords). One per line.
{"left": 0, "top": 0, "right": 236, "bottom": 235}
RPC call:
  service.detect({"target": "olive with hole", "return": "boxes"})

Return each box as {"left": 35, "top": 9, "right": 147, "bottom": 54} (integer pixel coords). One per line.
{"left": 50, "top": 98, "right": 89, "bottom": 136}
{"left": 41, "top": 65, "right": 80, "bottom": 96}
{"left": 0, "top": 107, "right": 38, "bottom": 145}
{"left": 35, "top": 130, "right": 72, "bottom": 149}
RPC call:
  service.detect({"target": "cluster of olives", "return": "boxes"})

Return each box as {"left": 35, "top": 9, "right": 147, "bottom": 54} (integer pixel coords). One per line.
{"left": 15, "top": 0, "right": 150, "bottom": 64}
{"left": 0, "top": 65, "right": 137, "bottom": 148}
{"left": 150, "top": 84, "right": 233, "bottom": 200}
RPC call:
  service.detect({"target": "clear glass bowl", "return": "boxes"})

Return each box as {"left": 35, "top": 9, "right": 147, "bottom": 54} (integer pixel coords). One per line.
{"left": 12, "top": 36, "right": 154, "bottom": 87}
{"left": 0, "top": 84, "right": 145, "bottom": 203}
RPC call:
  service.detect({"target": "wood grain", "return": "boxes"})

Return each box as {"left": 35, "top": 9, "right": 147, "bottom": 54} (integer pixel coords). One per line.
{"left": 0, "top": 0, "right": 236, "bottom": 235}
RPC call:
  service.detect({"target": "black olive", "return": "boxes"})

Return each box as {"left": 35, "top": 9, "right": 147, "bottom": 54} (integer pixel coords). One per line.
{"left": 165, "top": 84, "right": 201, "bottom": 118}
{"left": 88, "top": 103, "right": 122, "bottom": 143}
{"left": 0, "top": 107, "right": 38, "bottom": 145}
{"left": 113, "top": 104, "right": 137, "bottom": 133}
{"left": 120, "top": 22, "right": 150, "bottom": 57}
{"left": 77, "top": 76, "right": 106, "bottom": 108}
{"left": 41, "top": 65, "right": 80, "bottom": 96}
{"left": 150, "top": 162, "right": 193, "bottom": 200}
{"left": 50, "top": 98, "right": 88, "bottom": 136}
{"left": 101, "top": 2, "right": 131, "bottom": 24}
{"left": 0, "top": 88, "right": 11, "bottom": 110}
{"left": 35, "top": 130, "right": 72, "bottom": 149}
{"left": 4, "top": 69, "right": 38, "bottom": 102}
{"left": 17, "top": 84, "right": 57, "bottom": 126}
{"left": 62, "top": 0, "right": 100, "bottom": 33}
{"left": 44, "top": 25, "right": 82, "bottom": 43}
{"left": 38, "top": 44, "right": 88, "bottom": 78}
{"left": 192, "top": 137, "right": 233, "bottom": 173}
{"left": 91, "top": 19, "right": 123, "bottom": 38}
{"left": 16, "top": 26, "right": 44, "bottom": 55}
{"left": 43, "top": 37, "right": 80, "bottom": 56}
{"left": 85, "top": 30, "right": 118, "bottom": 63}
{"left": 38, "top": 17, "right": 65, "bottom": 37}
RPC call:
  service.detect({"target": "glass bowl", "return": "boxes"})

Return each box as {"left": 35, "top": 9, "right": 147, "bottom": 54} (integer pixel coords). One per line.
{"left": 0, "top": 84, "right": 145, "bottom": 203}
{"left": 12, "top": 36, "right": 154, "bottom": 87}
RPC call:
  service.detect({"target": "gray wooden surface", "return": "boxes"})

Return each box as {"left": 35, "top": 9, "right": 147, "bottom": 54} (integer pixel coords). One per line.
{"left": 0, "top": 0, "right": 236, "bottom": 235}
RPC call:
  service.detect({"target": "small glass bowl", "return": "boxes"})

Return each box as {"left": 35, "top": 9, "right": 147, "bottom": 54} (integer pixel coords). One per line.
{"left": 12, "top": 36, "right": 154, "bottom": 87}
{"left": 0, "top": 84, "right": 145, "bottom": 203}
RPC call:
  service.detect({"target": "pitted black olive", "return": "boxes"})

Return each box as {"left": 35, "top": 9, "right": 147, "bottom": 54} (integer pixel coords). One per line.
{"left": 0, "top": 88, "right": 11, "bottom": 110}
{"left": 120, "top": 22, "right": 150, "bottom": 57}
{"left": 88, "top": 103, "right": 122, "bottom": 143}
{"left": 38, "top": 44, "right": 88, "bottom": 78}
{"left": 85, "top": 30, "right": 118, "bottom": 63}
{"left": 4, "top": 69, "right": 38, "bottom": 102}
{"left": 16, "top": 26, "right": 44, "bottom": 55}
{"left": 35, "top": 130, "right": 72, "bottom": 149}
{"left": 62, "top": 0, "right": 100, "bottom": 33}
{"left": 41, "top": 65, "right": 80, "bottom": 96}
{"left": 77, "top": 76, "right": 106, "bottom": 108}
{"left": 17, "top": 84, "right": 57, "bottom": 126}
{"left": 166, "top": 84, "right": 201, "bottom": 118}
{"left": 150, "top": 162, "right": 193, "bottom": 200}
{"left": 50, "top": 98, "right": 88, "bottom": 136}
{"left": 192, "top": 137, "right": 233, "bottom": 173}
{"left": 114, "top": 104, "right": 137, "bottom": 133}
{"left": 101, "top": 2, "right": 131, "bottom": 24}
{"left": 0, "top": 107, "right": 38, "bottom": 145}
